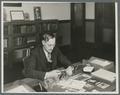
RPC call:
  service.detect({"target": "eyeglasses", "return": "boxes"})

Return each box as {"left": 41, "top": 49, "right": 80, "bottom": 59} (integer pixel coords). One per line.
{"left": 46, "top": 43, "right": 55, "bottom": 48}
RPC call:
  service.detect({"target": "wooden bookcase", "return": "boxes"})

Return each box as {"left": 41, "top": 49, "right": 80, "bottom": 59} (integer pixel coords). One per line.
{"left": 4, "top": 20, "right": 59, "bottom": 67}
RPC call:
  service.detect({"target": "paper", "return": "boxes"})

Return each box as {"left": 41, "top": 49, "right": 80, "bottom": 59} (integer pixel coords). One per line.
{"left": 96, "top": 82, "right": 110, "bottom": 89}
{"left": 70, "top": 73, "right": 91, "bottom": 81}
{"left": 91, "top": 59, "right": 111, "bottom": 67}
{"left": 57, "top": 79, "right": 86, "bottom": 90}
{"left": 5, "top": 85, "right": 31, "bottom": 93}
{"left": 92, "top": 89, "right": 99, "bottom": 92}
{"left": 91, "top": 69, "right": 116, "bottom": 83}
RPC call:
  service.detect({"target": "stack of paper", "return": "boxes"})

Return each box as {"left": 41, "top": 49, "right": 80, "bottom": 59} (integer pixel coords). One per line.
{"left": 91, "top": 69, "right": 116, "bottom": 83}
{"left": 90, "top": 59, "right": 113, "bottom": 70}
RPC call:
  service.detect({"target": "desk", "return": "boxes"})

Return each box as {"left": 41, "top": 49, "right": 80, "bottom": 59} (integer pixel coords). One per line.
{"left": 4, "top": 62, "right": 116, "bottom": 93}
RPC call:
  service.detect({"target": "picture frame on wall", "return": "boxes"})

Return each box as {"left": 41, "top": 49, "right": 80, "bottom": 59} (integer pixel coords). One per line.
{"left": 10, "top": 10, "right": 25, "bottom": 21}
{"left": 34, "top": 6, "right": 41, "bottom": 20}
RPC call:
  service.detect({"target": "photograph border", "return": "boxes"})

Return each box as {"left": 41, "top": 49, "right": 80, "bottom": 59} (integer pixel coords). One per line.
{"left": 0, "top": 0, "right": 119, "bottom": 95}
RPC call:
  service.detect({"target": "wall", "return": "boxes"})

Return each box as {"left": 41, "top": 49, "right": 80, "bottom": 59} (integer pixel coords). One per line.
{"left": 3, "top": 2, "right": 70, "bottom": 21}
{"left": 3, "top": 2, "right": 95, "bottom": 46}
{"left": 85, "top": 2, "right": 95, "bottom": 43}
{"left": 57, "top": 22, "right": 71, "bottom": 46}
{"left": 85, "top": 2, "right": 95, "bottom": 19}
{"left": 85, "top": 21, "right": 95, "bottom": 43}
{"left": 3, "top": 2, "right": 71, "bottom": 46}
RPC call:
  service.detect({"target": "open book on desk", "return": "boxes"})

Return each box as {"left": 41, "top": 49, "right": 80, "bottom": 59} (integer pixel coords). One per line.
{"left": 56, "top": 79, "right": 86, "bottom": 91}
{"left": 55, "top": 73, "right": 92, "bottom": 92}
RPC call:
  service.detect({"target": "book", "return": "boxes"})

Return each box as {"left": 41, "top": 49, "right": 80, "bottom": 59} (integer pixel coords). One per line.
{"left": 14, "top": 37, "right": 23, "bottom": 46}
{"left": 91, "top": 69, "right": 116, "bottom": 83}
{"left": 27, "top": 36, "right": 36, "bottom": 43}
{"left": 89, "top": 57, "right": 113, "bottom": 70}
{"left": 14, "top": 25, "right": 21, "bottom": 34}
{"left": 4, "top": 39, "right": 8, "bottom": 48}
{"left": 21, "top": 25, "right": 27, "bottom": 34}
{"left": 14, "top": 48, "right": 28, "bottom": 59}
{"left": 31, "top": 25, "right": 36, "bottom": 33}
{"left": 4, "top": 25, "right": 8, "bottom": 35}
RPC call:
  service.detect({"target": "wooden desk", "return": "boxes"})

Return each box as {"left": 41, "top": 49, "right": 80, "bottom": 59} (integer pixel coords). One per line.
{"left": 46, "top": 73, "right": 116, "bottom": 92}
{"left": 4, "top": 62, "right": 116, "bottom": 92}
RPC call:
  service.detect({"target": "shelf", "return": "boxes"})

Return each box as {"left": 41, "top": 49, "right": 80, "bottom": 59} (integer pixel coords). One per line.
{"left": 5, "top": 20, "right": 35, "bottom": 25}
{"left": 4, "top": 19, "right": 59, "bottom": 65}
{"left": 13, "top": 57, "right": 24, "bottom": 63}
{"left": 13, "top": 32, "right": 37, "bottom": 37}
{"left": 4, "top": 36, "right": 8, "bottom": 39}
{"left": 14, "top": 43, "right": 36, "bottom": 50}
{"left": 4, "top": 48, "right": 8, "bottom": 55}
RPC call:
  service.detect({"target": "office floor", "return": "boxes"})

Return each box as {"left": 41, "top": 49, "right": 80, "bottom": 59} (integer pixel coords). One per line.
{"left": 4, "top": 45, "right": 115, "bottom": 84}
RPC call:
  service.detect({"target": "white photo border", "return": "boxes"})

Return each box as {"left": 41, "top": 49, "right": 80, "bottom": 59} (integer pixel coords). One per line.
{"left": 1, "top": 1, "right": 119, "bottom": 94}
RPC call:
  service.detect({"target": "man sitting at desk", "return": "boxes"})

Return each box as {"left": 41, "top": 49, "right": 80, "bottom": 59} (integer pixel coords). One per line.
{"left": 23, "top": 32, "right": 74, "bottom": 81}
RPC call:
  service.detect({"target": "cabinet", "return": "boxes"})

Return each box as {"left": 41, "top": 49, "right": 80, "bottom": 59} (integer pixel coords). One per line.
{"left": 4, "top": 20, "right": 59, "bottom": 67}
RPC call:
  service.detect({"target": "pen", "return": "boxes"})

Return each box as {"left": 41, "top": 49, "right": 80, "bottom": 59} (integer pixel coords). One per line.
{"left": 39, "top": 82, "right": 42, "bottom": 91}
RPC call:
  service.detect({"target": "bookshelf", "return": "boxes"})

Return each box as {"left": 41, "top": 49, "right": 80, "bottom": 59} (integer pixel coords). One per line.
{"left": 4, "top": 20, "right": 59, "bottom": 67}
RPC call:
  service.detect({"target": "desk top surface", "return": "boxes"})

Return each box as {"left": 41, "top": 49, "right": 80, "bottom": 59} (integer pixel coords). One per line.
{"left": 4, "top": 60, "right": 116, "bottom": 93}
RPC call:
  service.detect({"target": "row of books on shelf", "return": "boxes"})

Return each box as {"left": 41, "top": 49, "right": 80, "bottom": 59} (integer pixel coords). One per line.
{"left": 14, "top": 36, "right": 36, "bottom": 46}
{"left": 13, "top": 25, "right": 36, "bottom": 34}
{"left": 4, "top": 25, "right": 8, "bottom": 35}
{"left": 4, "top": 36, "right": 36, "bottom": 48}
{"left": 4, "top": 47, "right": 32, "bottom": 62}
{"left": 4, "top": 39, "right": 8, "bottom": 48}
{"left": 4, "top": 25, "right": 36, "bottom": 35}
{"left": 41, "top": 23, "right": 58, "bottom": 32}
{"left": 14, "top": 44, "right": 35, "bottom": 59}
{"left": 4, "top": 45, "right": 35, "bottom": 61}
{"left": 4, "top": 23, "right": 58, "bottom": 36}
{"left": 14, "top": 48, "right": 31, "bottom": 59}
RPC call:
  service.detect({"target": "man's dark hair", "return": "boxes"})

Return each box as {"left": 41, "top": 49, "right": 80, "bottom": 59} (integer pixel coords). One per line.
{"left": 40, "top": 32, "right": 56, "bottom": 42}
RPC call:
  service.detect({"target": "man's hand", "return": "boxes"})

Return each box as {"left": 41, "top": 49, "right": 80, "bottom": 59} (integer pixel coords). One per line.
{"left": 65, "top": 66, "right": 74, "bottom": 76}
{"left": 45, "top": 70, "right": 61, "bottom": 79}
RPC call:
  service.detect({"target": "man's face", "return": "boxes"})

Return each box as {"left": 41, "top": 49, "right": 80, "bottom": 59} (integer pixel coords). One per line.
{"left": 42, "top": 38, "right": 56, "bottom": 53}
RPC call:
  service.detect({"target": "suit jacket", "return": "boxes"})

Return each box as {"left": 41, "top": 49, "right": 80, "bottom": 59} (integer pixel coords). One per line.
{"left": 23, "top": 45, "right": 71, "bottom": 81}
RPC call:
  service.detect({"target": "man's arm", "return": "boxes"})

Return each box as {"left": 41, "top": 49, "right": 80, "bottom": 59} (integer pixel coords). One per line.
{"left": 23, "top": 54, "right": 46, "bottom": 81}
{"left": 23, "top": 48, "right": 62, "bottom": 80}
{"left": 56, "top": 47, "right": 72, "bottom": 68}
{"left": 56, "top": 47, "right": 74, "bottom": 76}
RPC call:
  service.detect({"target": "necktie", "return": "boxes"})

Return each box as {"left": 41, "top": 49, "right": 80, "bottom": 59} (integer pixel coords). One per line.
{"left": 47, "top": 53, "right": 52, "bottom": 63}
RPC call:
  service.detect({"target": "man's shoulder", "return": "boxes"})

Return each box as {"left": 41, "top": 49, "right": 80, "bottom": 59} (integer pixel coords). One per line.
{"left": 53, "top": 46, "right": 60, "bottom": 53}
{"left": 31, "top": 45, "right": 43, "bottom": 54}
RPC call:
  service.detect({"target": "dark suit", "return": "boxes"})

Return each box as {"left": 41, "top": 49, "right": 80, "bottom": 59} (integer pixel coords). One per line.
{"left": 23, "top": 45, "right": 71, "bottom": 81}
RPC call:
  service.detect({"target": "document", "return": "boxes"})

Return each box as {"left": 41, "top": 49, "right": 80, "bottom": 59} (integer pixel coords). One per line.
{"left": 5, "top": 85, "right": 32, "bottom": 93}
{"left": 56, "top": 79, "right": 86, "bottom": 90}
{"left": 91, "top": 59, "right": 111, "bottom": 67}
{"left": 91, "top": 69, "right": 116, "bottom": 83}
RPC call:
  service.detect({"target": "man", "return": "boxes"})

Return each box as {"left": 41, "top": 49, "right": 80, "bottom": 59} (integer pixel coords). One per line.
{"left": 23, "top": 32, "right": 74, "bottom": 81}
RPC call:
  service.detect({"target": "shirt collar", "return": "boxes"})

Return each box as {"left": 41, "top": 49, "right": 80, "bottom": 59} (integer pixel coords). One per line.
{"left": 43, "top": 47, "right": 48, "bottom": 57}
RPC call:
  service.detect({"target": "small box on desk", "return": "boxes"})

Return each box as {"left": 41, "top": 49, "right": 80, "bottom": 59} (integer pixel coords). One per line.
{"left": 88, "top": 56, "right": 114, "bottom": 71}
{"left": 91, "top": 68, "right": 116, "bottom": 83}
